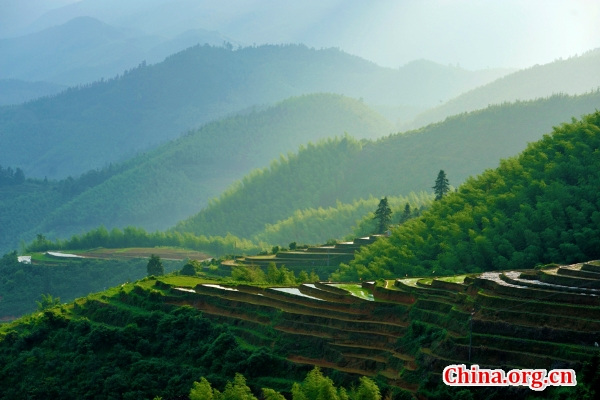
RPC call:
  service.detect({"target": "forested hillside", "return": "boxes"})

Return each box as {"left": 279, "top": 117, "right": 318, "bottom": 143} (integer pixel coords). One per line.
{"left": 253, "top": 192, "right": 433, "bottom": 247}
{"left": 333, "top": 111, "right": 600, "bottom": 280}
{"left": 173, "top": 91, "right": 600, "bottom": 242}
{"left": 0, "top": 94, "right": 390, "bottom": 254}
{"left": 407, "top": 48, "right": 600, "bottom": 128}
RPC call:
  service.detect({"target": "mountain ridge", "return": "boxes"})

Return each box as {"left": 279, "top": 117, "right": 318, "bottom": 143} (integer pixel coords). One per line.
{"left": 0, "top": 43, "right": 510, "bottom": 179}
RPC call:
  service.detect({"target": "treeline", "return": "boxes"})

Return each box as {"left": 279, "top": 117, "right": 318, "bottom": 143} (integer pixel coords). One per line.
{"left": 0, "top": 165, "right": 25, "bottom": 186}
{"left": 25, "top": 226, "right": 262, "bottom": 256}
{"left": 229, "top": 263, "right": 320, "bottom": 286}
{"left": 332, "top": 111, "right": 600, "bottom": 280}
{"left": 190, "top": 366, "right": 386, "bottom": 400}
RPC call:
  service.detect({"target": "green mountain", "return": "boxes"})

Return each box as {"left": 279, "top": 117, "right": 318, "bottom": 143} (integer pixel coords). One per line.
{"left": 333, "top": 111, "right": 600, "bottom": 280}
{"left": 0, "top": 94, "right": 391, "bottom": 254}
{"left": 173, "top": 91, "right": 600, "bottom": 242}
{"left": 407, "top": 48, "right": 600, "bottom": 129}
{"left": 0, "top": 43, "right": 508, "bottom": 179}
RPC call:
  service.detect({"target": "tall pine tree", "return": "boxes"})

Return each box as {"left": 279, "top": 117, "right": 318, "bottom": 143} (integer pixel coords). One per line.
{"left": 373, "top": 197, "right": 392, "bottom": 234}
{"left": 433, "top": 170, "right": 450, "bottom": 200}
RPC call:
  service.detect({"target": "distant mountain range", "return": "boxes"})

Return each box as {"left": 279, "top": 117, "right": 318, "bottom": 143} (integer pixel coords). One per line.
{"left": 0, "top": 43, "right": 509, "bottom": 179}
{"left": 406, "top": 48, "right": 600, "bottom": 129}
{"left": 0, "top": 79, "right": 66, "bottom": 106}
{"left": 0, "top": 16, "right": 235, "bottom": 87}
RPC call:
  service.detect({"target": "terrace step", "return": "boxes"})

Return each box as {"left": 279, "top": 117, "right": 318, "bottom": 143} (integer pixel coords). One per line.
{"left": 558, "top": 266, "right": 600, "bottom": 280}
{"left": 539, "top": 268, "right": 600, "bottom": 289}
{"left": 582, "top": 261, "right": 600, "bottom": 273}
{"left": 474, "top": 290, "right": 600, "bottom": 321}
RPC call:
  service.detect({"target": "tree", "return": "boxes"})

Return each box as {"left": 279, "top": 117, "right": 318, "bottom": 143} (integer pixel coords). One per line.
{"left": 355, "top": 376, "right": 381, "bottom": 400}
{"left": 262, "top": 388, "right": 286, "bottom": 400}
{"left": 190, "top": 377, "right": 214, "bottom": 400}
{"left": 36, "top": 293, "right": 60, "bottom": 311}
{"left": 181, "top": 259, "right": 200, "bottom": 276}
{"left": 146, "top": 254, "right": 164, "bottom": 276}
{"left": 373, "top": 197, "right": 392, "bottom": 234}
{"left": 433, "top": 170, "right": 450, "bottom": 200}
{"left": 14, "top": 168, "right": 25, "bottom": 184}
{"left": 400, "top": 202, "right": 412, "bottom": 223}
{"left": 221, "top": 373, "right": 257, "bottom": 400}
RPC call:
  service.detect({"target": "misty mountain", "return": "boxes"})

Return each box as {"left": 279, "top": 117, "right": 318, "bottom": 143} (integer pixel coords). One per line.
{"left": 0, "top": 94, "right": 391, "bottom": 253}
{"left": 0, "top": 43, "right": 509, "bottom": 180}
{"left": 406, "top": 48, "right": 600, "bottom": 129}
{"left": 173, "top": 91, "right": 600, "bottom": 242}
{"left": 0, "top": 79, "right": 65, "bottom": 106}
{"left": 0, "top": 16, "right": 234, "bottom": 86}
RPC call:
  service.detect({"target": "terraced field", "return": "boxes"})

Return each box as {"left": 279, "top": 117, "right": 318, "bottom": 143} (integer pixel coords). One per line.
{"left": 157, "top": 260, "right": 600, "bottom": 393}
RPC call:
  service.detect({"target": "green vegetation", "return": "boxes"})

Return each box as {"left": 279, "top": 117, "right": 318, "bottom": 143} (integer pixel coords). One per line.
{"left": 373, "top": 197, "right": 392, "bottom": 234}
{"left": 174, "top": 91, "right": 600, "bottom": 246}
{"left": 0, "top": 251, "right": 181, "bottom": 319}
{"left": 189, "top": 367, "right": 383, "bottom": 400}
{"left": 3, "top": 90, "right": 600, "bottom": 256}
{"left": 432, "top": 170, "right": 450, "bottom": 201}
{"left": 146, "top": 254, "right": 165, "bottom": 276}
{"left": 0, "top": 93, "right": 391, "bottom": 255}
{"left": 255, "top": 193, "right": 431, "bottom": 247}
{"left": 24, "top": 225, "right": 261, "bottom": 257}
{"left": 1, "top": 254, "right": 599, "bottom": 398}
{"left": 0, "top": 277, "right": 396, "bottom": 399}
{"left": 0, "top": 288, "right": 296, "bottom": 398}
{"left": 333, "top": 111, "right": 600, "bottom": 280}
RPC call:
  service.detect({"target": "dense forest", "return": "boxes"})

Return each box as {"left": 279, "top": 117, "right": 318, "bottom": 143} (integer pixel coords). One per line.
{"left": 332, "top": 111, "right": 600, "bottom": 280}
{"left": 0, "top": 277, "right": 409, "bottom": 399}
{"left": 173, "top": 91, "right": 600, "bottom": 242}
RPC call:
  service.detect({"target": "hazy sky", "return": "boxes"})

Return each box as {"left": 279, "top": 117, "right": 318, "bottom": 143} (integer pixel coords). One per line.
{"left": 275, "top": 0, "right": 600, "bottom": 70}
{"left": 342, "top": 0, "right": 600, "bottom": 69}
{"left": 2, "top": 0, "right": 600, "bottom": 70}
